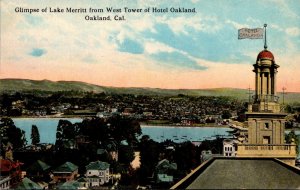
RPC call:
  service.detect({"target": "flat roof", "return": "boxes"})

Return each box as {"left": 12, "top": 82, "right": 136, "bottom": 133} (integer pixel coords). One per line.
{"left": 172, "top": 157, "right": 300, "bottom": 189}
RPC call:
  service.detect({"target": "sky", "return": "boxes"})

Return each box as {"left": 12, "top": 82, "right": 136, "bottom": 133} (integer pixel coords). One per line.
{"left": 1, "top": 0, "right": 300, "bottom": 92}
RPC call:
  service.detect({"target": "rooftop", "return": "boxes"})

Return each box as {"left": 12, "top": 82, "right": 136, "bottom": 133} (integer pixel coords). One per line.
{"left": 58, "top": 180, "right": 80, "bottom": 190}
{"left": 0, "top": 159, "right": 22, "bottom": 173}
{"left": 86, "top": 160, "right": 110, "bottom": 170}
{"left": 15, "top": 177, "right": 42, "bottom": 190}
{"left": 257, "top": 50, "right": 274, "bottom": 61}
{"left": 53, "top": 162, "right": 78, "bottom": 173}
{"left": 27, "top": 160, "right": 51, "bottom": 173}
{"left": 172, "top": 157, "right": 300, "bottom": 189}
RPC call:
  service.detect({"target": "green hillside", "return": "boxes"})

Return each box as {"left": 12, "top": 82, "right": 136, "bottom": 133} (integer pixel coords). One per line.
{"left": 0, "top": 78, "right": 299, "bottom": 103}
{"left": 0, "top": 79, "right": 106, "bottom": 92}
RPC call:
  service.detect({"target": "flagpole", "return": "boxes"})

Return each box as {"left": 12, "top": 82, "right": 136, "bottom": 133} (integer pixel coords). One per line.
{"left": 264, "top": 24, "right": 267, "bottom": 50}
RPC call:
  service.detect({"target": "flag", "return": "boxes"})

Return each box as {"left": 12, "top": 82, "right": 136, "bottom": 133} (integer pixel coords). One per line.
{"left": 238, "top": 28, "right": 263, "bottom": 39}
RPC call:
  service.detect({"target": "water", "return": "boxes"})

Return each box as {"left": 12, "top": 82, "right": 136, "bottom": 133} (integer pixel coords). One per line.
{"left": 142, "top": 125, "right": 232, "bottom": 142}
{"left": 12, "top": 118, "right": 233, "bottom": 144}
{"left": 13, "top": 118, "right": 83, "bottom": 144}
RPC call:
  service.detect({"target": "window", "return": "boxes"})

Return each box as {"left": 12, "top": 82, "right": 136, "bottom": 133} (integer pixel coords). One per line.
{"left": 263, "top": 136, "right": 270, "bottom": 144}
{"left": 265, "top": 123, "right": 269, "bottom": 129}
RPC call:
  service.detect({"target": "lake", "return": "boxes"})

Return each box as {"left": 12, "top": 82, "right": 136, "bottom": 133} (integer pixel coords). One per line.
{"left": 12, "top": 118, "right": 233, "bottom": 144}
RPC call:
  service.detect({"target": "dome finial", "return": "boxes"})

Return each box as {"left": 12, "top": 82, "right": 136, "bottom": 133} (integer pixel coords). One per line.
{"left": 264, "top": 24, "right": 267, "bottom": 50}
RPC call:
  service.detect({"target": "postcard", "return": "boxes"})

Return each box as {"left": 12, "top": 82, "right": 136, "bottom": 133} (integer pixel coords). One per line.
{"left": 1, "top": 0, "right": 300, "bottom": 189}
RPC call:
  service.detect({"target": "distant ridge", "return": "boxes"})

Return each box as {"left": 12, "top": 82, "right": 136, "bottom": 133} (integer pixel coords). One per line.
{"left": 0, "top": 78, "right": 299, "bottom": 103}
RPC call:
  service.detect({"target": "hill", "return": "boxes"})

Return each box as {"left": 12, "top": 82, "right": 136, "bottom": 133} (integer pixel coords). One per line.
{"left": 0, "top": 78, "right": 299, "bottom": 103}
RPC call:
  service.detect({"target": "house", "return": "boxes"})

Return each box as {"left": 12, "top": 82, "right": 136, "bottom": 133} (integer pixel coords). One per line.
{"left": 154, "top": 159, "right": 177, "bottom": 184}
{"left": 52, "top": 162, "right": 78, "bottom": 183}
{"left": 76, "top": 177, "right": 89, "bottom": 189}
{"left": 26, "top": 160, "right": 51, "bottom": 180}
{"left": 58, "top": 180, "right": 81, "bottom": 190}
{"left": 200, "top": 150, "right": 213, "bottom": 163}
{"left": 106, "top": 141, "right": 118, "bottom": 161}
{"left": 96, "top": 148, "right": 109, "bottom": 161}
{"left": 74, "top": 135, "right": 90, "bottom": 149}
{"left": 223, "top": 139, "right": 238, "bottom": 157}
{"left": 0, "top": 176, "right": 10, "bottom": 190}
{"left": 85, "top": 161, "right": 110, "bottom": 187}
{"left": 0, "top": 159, "right": 22, "bottom": 188}
{"left": 14, "top": 177, "right": 42, "bottom": 190}
{"left": 122, "top": 108, "right": 134, "bottom": 116}
{"left": 96, "top": 112, "right": 112, "bottom": 118}
{"left": 62, "top": 139, "right": 76, "bottom": 149}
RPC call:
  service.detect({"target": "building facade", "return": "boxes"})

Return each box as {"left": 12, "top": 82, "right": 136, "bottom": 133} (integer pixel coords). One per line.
{"left": 236, "top": 48, "right": 297, "bottom": 165}
{"left": 223, "top": 139, "right": 237, "bottom": 157}
{"left": 52, "top": 162, "right": 78, "bottom": 183}
{"left": 0, "top": 159, "right": 22, "bottom": 189}
{"left": 85, "top": 161, "right": 110, "bottom": 187}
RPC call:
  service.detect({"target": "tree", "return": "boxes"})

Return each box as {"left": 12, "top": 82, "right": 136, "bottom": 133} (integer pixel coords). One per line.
{"left": 108, "top": 115, "right": 142, "bottom": 145}
{"left": 138, "top": 136, "right": 160, "bottom": 184}
{"left": 55, "top": 119, "right": 80, "bottom": 150}
{"left": 79, "top": 118, "right": 108, "bottom": 144}
{"left": 118, "top": 145, "right": 135, "bottom": 167}
{"left": 285, "top": 130, "right": 299, "bottom": 154}
{"left": 174, "top": 141, "right": 198, "bottom": 175}
{"left": 0, "top": 118, "right": 27, "bottom": 150}
{"left": 31, "top": 125, "right": 40, "bottom": 145}
{"left": 1, "top": 94, "right": 12, "bottom": 115}
{"left": 221, "top": 110, "right": 232, "bottom": 119}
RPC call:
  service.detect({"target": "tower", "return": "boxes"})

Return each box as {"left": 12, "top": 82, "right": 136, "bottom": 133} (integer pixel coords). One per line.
{"left": 247, "top": 49, "right": 286, "bottom": 145}
{"left": 237, "top": 25, "right": 296, "bottom": 165}
{"left": 250, "top": 49, "right": 280, "bottom": 113}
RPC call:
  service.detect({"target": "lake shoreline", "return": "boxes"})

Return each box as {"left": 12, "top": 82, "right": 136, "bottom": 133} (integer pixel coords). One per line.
{"left": 140, "top": 122, "right": 230, "bottom": 128}
{"left": 8, "top": 116, "right": 300, "bottom": 130}
{"left": 9, "top": 116, "right": 230, "bottom": 128}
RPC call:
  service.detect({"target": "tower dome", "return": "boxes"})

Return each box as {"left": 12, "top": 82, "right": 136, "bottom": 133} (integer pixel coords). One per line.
{"left": 257, "top": 50, "right": 274, "bottom": 61}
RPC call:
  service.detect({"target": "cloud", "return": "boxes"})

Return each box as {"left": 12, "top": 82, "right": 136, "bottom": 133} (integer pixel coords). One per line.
{"left": 29, "top": 48, "right": 46, "bottom": 57}
{"left": 25, "top": 15, "right": 44, "bottom": 26}
{"left": 144, "top": 40, "right": 176, "bottom": 54}
{"left": 246, "top": 17, "right": 262, "bottom": 26}
{"left": 285, "top": 27, "right": 300, "bottom": 37}
{"left": 117, "top": 38, "right": 144, "bottom": 54}
{"left": 151, "top": 51, "right": 207, "bottom": 70}
{"left": 81, "top": 55, "right": 98, "bottom": 64}
{"left": 157, "top": 15, "right": 222, "bottom": 35}
{"left": 226, "top": 20, "right": 249, "bottom": 29}
{"left": 272, "top": 0, "right": 300, "bottom": 19}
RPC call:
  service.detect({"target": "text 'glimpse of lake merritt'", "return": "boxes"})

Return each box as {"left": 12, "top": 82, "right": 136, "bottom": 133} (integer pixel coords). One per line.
{"left": 13, "top": 118, "right": 233, "bottom": 144}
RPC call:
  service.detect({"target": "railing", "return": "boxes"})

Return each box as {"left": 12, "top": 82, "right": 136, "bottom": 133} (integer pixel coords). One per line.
{"left": 237, "top": 144, "right": 296, "bottom": 157}
{"left": 252, "top": 95, "right": 279, "bottom": 103}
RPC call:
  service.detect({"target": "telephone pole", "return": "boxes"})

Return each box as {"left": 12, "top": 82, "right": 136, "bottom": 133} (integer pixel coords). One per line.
{"left": 246, "top": 86, "right": 252, "bottom": 103}
{"left": 282, "top": 87, "right": 286, "bottom": 105}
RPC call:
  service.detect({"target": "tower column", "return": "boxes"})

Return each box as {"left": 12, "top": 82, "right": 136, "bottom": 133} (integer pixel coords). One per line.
{"left": 262, "top": 72, "right": 267, "bottom": 95}
{"left": 258, "top": 72, "right": 262, "bottom": 97}
{"left": 255, "top": 72, "right": 258, "bottom": 97}
{"left": 268, "top": 72, "right": 271, "bottom": 95}
{"left": 274, "top": 71, "right": 277, "bottom": 95}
